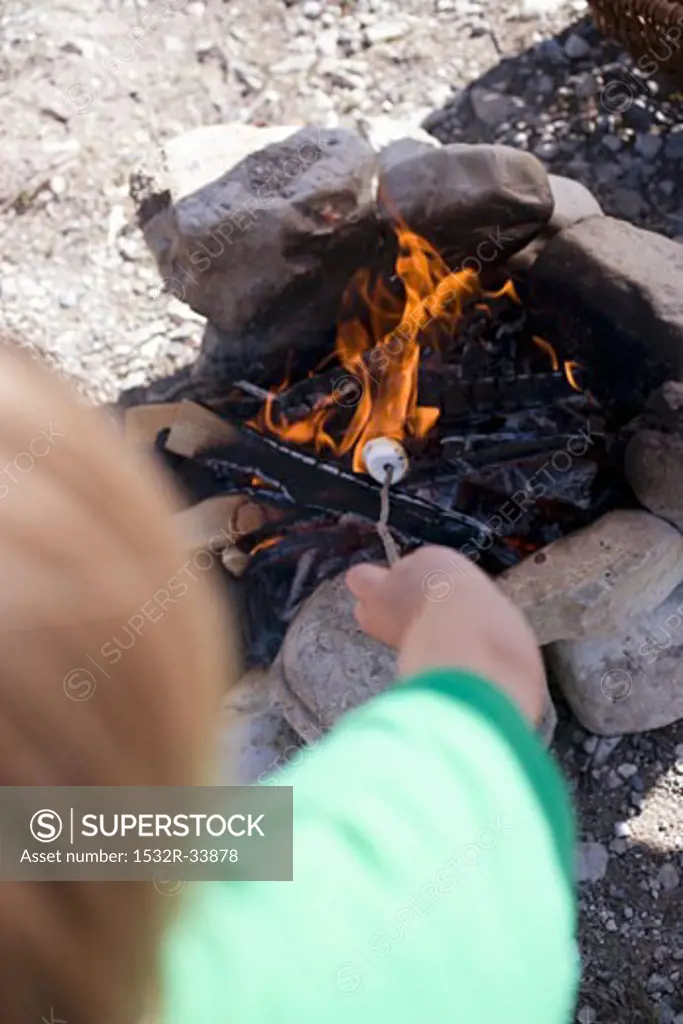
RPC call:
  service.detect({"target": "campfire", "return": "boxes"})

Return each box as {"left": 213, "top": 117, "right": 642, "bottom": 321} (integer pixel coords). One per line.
{"left": 124, "top": 124, "right": 683, "bottom": 740}
{"left": 126, "top": 218, "right": 611, "bottom": 665}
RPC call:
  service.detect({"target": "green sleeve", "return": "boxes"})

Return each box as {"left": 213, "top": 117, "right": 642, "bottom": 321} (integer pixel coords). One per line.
{"left": 161, "top": 669, "right": 578, "bottom": 1024}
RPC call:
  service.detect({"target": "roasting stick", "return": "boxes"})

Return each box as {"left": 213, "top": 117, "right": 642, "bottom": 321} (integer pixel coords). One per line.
{"left": 363, "top": 438, "right": 409, "bottom": 567}
{"left": 377, "top": 468, "right": 401, "bottom": 566}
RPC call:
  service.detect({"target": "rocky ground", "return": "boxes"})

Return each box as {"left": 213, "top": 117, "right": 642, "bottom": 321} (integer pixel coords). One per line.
{"left": 1, "top": 0, "right": 682, "bottom": 1020}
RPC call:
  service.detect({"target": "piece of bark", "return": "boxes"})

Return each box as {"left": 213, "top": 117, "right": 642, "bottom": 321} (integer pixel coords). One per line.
{"left": 124, "top": 402, "right": 182, "bottom": 446}
{"left": 174, "top": 495, "right": 270, "bottom": 553}
{"left": 165, "top": 399, "right": 237, "bottom": 458}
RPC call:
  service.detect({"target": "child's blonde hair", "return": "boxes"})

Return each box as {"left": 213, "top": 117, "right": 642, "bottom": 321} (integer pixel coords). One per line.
{"left": 0, "top": 348, "right": 233, "bottom": 1024}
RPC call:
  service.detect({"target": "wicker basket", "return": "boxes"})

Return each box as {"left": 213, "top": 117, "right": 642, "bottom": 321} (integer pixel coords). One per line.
{"left": 588, "top": 0, "right": 683, "bottom": 77}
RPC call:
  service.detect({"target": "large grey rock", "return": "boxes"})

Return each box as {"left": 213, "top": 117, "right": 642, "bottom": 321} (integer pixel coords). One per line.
{"left": 529, "top": 217, "right": 683, "bottom": 399}
{"left": 625, "top": 430, "right": 683, "bottom": 532}
{"left": 377, "top": 142, "right": 553, "bottom": 271}
{"left": 547, "top": 582, "right": 683, "bottom": 734}
{"left": 507, "top": 173, "right": 603, "bottom": 272}
{"left": 272, "top": 572, "right": 557, "bottom": 746}
{"left": 499, "top": 510, "right": 683, "bottom": 645}
{"left": 275, "top": 573, "right": 397, "bottom": 739}
{"left": 547, "top": 175, "right": 604, "bottom": 230}
{"left": 139, "top": 125, "right": 378, "bottom": 383}
{"left": 162, "top": 124, "right": 303, "bottom": 202}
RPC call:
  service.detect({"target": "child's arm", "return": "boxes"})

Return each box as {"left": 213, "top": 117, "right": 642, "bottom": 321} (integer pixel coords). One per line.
{"left": 162, "top": 549, "right": 578, "bottom": 1024}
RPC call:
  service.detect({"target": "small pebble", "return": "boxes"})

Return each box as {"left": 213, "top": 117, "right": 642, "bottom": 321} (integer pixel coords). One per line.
{"left": 534, "top": 139, "right": 560, "bottom": 160}
{"left": 564, "top": 33, "right": 590, "bottom": 60}
{"left": 576, "top": 842, "right": 609, "bottom": 883}
{"left": 602, "top": 134, "right": 622, "bottom": 153}
{"left": 583, "top": 736, "right": 599, "bottom": 755}
{"left": 364, "top": 20, "right": 410, "bottom": 46}
{"left": 657, "top": 863, "right": 680, "bottom": 891}
{"left": 58, "top": 290, "right": 78, "bottom": 309}
{"left": 593, "top": 736, "right": 622, "bottom": 766}
{"left": 49, "top": 174, "right": 67, "bottom": 196}
{"left": 634, "top": 133, "right": 663, "bottom": 160}
{"left": 665, "top": 133, "right": 683, "bottom": 160}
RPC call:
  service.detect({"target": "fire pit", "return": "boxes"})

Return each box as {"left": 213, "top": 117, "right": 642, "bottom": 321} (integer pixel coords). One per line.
{"left": 123, "top": 123, "right": 683, "bottom": 750}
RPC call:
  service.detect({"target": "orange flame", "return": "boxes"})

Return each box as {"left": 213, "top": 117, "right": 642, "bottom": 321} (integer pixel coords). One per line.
{"left": 253, "top": 226, "right": 484, "bottom": 473}
{"left": 533, "top": 335, "right": 559, "bottom": 372}
{"left": 250, "top": 535, "right": 283, "bottom": 555}
{"left": 564, "top": 360, "right": 584, "bottom": 392}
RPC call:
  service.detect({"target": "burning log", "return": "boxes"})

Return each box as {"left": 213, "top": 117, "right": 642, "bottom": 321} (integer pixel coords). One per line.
{"left": 193, "top": 418, "right": 506, "bottom": 559}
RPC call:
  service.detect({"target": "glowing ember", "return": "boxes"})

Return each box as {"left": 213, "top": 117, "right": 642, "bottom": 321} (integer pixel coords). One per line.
{"left": 250, "top": 535, "right": 283, "bottom": 555}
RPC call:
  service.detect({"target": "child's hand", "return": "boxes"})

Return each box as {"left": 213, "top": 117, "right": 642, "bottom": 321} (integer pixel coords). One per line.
{"left": 346, "top": 546, "right": 547, "bottom": 725}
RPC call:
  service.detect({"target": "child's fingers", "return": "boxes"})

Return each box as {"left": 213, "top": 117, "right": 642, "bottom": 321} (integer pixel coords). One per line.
{"left": 345, "top": 562, "right": 389, "bottom": 599}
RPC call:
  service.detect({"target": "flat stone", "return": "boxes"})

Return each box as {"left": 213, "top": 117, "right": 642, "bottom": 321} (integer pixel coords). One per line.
{"left": 547, "top": 581, "right": 683, "bottom": 734}
{"left": 576, "top": 841, "right": 609, "bottom": 882}
{"left": 530, "top": 217, "right": 683, "bottom": 399}
{"left": 280, "top": 573, "right": 397, "bottom": 733}
{"left": 275, "top": 573, "right": 556, "bottom": 746}
{"left": 625, "top": 430, "right": 683, "bottom": 532}
{"left": 499, "top": 510, "right": 683, "bottom": 645}
{"left": 139, "top": 126, "right": 378, "bottom": 384}
{"left": 378, "top": 142, "right": 553, "bottom": 271}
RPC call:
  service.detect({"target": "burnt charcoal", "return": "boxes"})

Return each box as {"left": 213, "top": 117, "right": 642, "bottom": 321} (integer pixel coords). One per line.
{"left": 440, "top": 372, "right": 573, "bottom": 421}
{"left": 238, "top": 517, "right": 390, "bottom": 666}
{"left": 440, "top": 432, "right": 582, "bottom": 464}
{"left": 196, "top": 420, "right": 505, "bottom": 558}
{"left": 459, "top": 457, "right": 599, "bottom": 510}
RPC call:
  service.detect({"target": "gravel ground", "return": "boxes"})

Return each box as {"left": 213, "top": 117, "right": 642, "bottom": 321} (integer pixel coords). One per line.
{"left": 1, "top": 1, "right": 682, "bottom": 1020}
